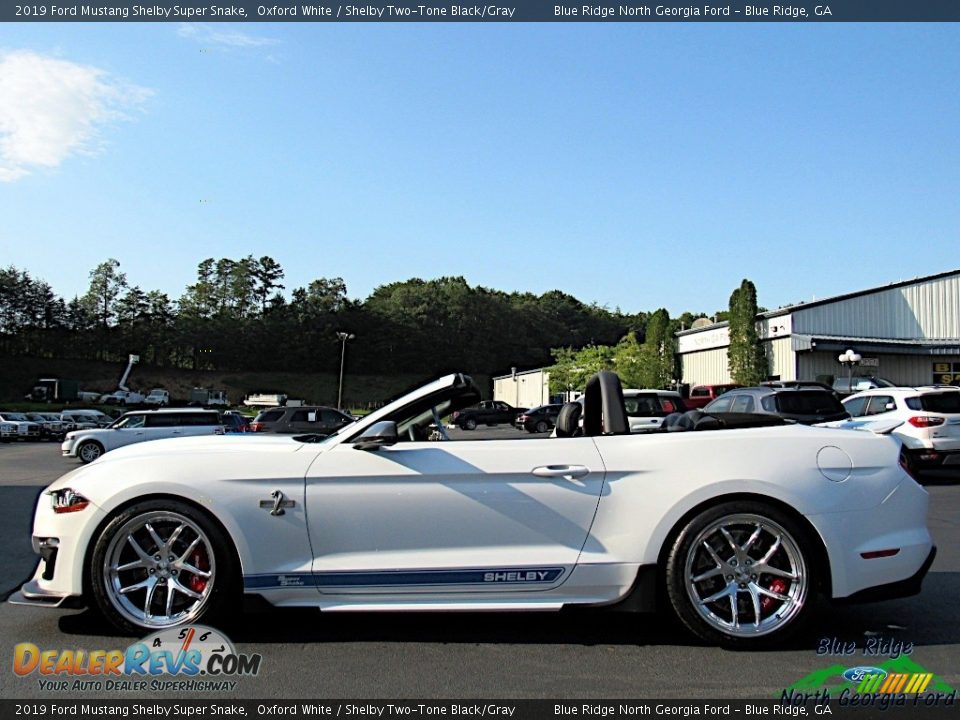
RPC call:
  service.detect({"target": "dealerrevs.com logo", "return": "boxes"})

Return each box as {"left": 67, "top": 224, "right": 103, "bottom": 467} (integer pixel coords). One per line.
{"left": 13, "top": 625, "right": 262, "bottom": 692}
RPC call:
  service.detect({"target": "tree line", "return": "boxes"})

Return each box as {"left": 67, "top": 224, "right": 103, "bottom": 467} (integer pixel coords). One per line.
{"left": 0, "top": 258, "right": 644, "bottom": 380}
{"left": 0, "top": 259, "right": 768, "bottom": 393}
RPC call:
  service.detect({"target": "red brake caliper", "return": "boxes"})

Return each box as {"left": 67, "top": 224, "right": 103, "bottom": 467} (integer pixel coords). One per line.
{"left": 760, "top": 578, "right": 788, "bottom": 613}
{"left": 188, "top": 549, "right": 210, "bottom": 593}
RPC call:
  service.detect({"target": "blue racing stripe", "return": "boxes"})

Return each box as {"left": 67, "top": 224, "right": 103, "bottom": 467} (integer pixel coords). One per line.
{"left": 243, "top": 567, "right": 564, "bottom": 590}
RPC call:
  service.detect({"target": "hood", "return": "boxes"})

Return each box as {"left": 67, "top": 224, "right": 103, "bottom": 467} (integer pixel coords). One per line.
{"left": 95, "top": 433, "right": 310, "bottom": 463}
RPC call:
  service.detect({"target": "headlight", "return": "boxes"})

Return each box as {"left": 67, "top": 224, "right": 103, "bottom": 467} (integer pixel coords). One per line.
{"left": 49, "top": 488, "right": 90, "bottom": 514}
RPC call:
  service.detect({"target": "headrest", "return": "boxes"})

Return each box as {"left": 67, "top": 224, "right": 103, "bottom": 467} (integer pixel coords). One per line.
{"left": 554, "top": 402, "right": 583, "bottom": 438}
{"left": 583, "top": 371, "right": 630, "bottom": 435}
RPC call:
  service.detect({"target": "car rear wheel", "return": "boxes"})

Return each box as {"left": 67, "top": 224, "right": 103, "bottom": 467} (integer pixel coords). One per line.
{"left": 664, "top": 501, "right": 816, "bottom": 648}
{"left": 535, "top": 420, "right": 549, "bottom": 433}
{"left": 90, "top": 499, "right": 237, "bottom": 634}
{"left": 77, "top": 441, "right": 104, "bottom": 464}
{"left": 463, "top": 418, "right": 477, "bottom": 430}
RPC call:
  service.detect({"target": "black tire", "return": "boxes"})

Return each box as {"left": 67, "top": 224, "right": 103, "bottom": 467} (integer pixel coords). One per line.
{"left": 535, "top": 420, "right": 549, "bottom": 433}
{"left": 664, "top": 500, "right": 818, "bottom": 648}
{"left": 463, "top": 418, "right": 477, "bottom": 431}
{"left": 77, "top": 440, "right": 105, "bottom": 464}
{"left": 89, "top": 498, "right": 238, "bottom": 635}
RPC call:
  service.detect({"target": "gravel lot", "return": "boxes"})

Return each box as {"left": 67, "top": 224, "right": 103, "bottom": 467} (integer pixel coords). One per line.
{"left": 1, "top": 438, "right": 957, "bottom": 700}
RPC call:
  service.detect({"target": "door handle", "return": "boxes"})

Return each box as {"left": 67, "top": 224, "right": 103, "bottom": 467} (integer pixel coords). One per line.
{"left": 532, "top": 465, "right": 589, "bottom": 479}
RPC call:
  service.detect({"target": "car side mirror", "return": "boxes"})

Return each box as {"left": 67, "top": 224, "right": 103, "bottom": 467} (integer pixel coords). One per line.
{"left": 353, "top": 421, "right": 399, "bottom": 451}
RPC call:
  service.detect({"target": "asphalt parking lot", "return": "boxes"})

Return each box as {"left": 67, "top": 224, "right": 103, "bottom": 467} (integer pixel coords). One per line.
{"left": 0, "top": 438, "right": 957, "bottom": 700}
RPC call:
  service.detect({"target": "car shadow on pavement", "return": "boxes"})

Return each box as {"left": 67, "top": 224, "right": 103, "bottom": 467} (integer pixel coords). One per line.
{"left": 56, "top": 572, "right": 959, "bottom": 650}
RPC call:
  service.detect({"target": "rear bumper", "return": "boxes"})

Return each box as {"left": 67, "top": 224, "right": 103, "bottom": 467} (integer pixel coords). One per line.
{"left": 810, "top": 476, "right": 933, "bottom": 598}
{"left": 903, "top": 447, "right": 960, "bottom": 473}
{"left": 836, "top": 546, "right": 937, "bottom": 603}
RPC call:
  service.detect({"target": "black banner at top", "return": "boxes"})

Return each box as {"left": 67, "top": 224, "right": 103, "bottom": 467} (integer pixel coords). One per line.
{"left": 3, "top": 0, "right": 960, "bottom": 22}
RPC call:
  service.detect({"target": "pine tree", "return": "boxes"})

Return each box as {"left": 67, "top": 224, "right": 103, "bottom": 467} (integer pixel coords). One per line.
{"left": 727, "top": 279, "right": 767, "bottom": 385}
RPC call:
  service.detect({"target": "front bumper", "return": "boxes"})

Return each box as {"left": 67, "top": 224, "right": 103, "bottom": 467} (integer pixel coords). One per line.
{"left": 20, "top": 493, "right": 107, "bottom": 599}
{"left": 8, "top": 577, "right": 84, "bottom": 609}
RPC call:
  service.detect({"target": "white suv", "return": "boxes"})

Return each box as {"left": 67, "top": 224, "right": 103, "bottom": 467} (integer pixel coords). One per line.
{"left": 841, "top": 386, "right": 960, "bottom": 475}
{"left": 622, "top": 389, "right": 687, "bottom": 433}
{"left": 62, "top": 408, "right": 225, "bottom": 464}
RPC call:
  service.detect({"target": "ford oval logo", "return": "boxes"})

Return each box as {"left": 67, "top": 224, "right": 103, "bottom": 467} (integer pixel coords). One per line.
{"left": 843, "top": 666, "right": 887, "bottom": 683}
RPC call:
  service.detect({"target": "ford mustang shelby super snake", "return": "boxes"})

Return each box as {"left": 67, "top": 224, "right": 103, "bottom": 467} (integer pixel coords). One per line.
{"left": 13, "top": 372, "right": 935, "bottom": 646}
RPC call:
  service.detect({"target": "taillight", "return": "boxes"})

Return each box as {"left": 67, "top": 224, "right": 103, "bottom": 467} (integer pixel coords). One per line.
{"left": 249, "top": 422, "right": 264, "bottom": 432}
{"left": 907, "top": 416, "right": 945, "bottom": 428}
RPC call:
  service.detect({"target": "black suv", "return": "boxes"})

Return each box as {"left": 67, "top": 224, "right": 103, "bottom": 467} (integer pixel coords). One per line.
{"left": 251, "top": 406, "right": 355, "bottom": 435}
{"left": 704, "top": 387, "right": 849, "bottom": 424}
{"left": 451, "top": 401, "right": 526, "bottom": 430}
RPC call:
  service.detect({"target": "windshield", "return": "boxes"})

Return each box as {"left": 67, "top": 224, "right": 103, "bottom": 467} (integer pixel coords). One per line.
{"left": 4, "top": 413, "right": 28, "bottom": 421}
{"left": 337, "top": 374, "right": 481, "bottom": 444}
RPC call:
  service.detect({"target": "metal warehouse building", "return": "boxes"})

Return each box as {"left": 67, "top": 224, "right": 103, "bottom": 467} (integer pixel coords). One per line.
{"left": 677, "top": 268, "right": 960, "bottom": 388}
{"left": 492, "top": 368, "right": 551, "bottom": 408}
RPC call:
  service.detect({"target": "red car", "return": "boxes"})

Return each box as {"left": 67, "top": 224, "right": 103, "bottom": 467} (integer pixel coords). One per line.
{"left": 684, "top": 383, "right": 742, "bottom": 410}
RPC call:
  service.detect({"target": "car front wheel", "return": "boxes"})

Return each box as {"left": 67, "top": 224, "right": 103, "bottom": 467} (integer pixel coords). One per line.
{"left": 664, "top": 501, "right": 816, "bottom": 648}
{"left": 90, "top": 499, "right": 237, "bottom": 634}
{"left": 77, "top": 441, "right": 104, "bottom": 464}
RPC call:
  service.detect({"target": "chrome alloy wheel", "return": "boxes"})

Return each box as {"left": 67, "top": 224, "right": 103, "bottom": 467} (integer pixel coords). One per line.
{"left": 102, "top": 511, "right": 216, "bottom": 628}
{"left": 684, "top": 513, "right": 808, "bottom": 637}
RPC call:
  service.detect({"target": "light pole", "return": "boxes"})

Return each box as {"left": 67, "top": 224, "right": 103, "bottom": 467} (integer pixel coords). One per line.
{"left": 336, "top": 331, "right": 355, "bottom": 411}
{"left": 838, "top": 348, "right": 862, "bottom": 392}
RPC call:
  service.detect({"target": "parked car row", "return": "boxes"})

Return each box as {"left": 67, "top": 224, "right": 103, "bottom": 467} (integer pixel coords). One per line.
{"left": 62, "top": 408, "right": 232, "bottom": 463}
{"left": 677, "top": 380, "right": 958, "bottom": 478}
{"left": 0, "top": 411, "right": 43, "bottom": 441}
{"left": 59, "top": 405, "right": 357, "bottom": 463}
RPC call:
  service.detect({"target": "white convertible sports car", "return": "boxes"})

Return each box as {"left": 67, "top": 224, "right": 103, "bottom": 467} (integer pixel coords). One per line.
{"left": 14, "top": 372, "right": 935, "bottom": 647}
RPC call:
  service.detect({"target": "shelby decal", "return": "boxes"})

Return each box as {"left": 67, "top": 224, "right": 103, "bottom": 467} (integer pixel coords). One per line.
{"left": 483, "top": 570, "right": 557, "bottom": 583}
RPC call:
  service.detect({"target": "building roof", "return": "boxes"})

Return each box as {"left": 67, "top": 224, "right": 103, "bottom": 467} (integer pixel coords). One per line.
{"left": 677, "top": 267, "right": 960, "bottom": 338}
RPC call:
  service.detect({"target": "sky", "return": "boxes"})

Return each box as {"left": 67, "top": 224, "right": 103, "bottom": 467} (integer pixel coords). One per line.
{"left": 0, "top": 22, "right": 958, "bottom": 316}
